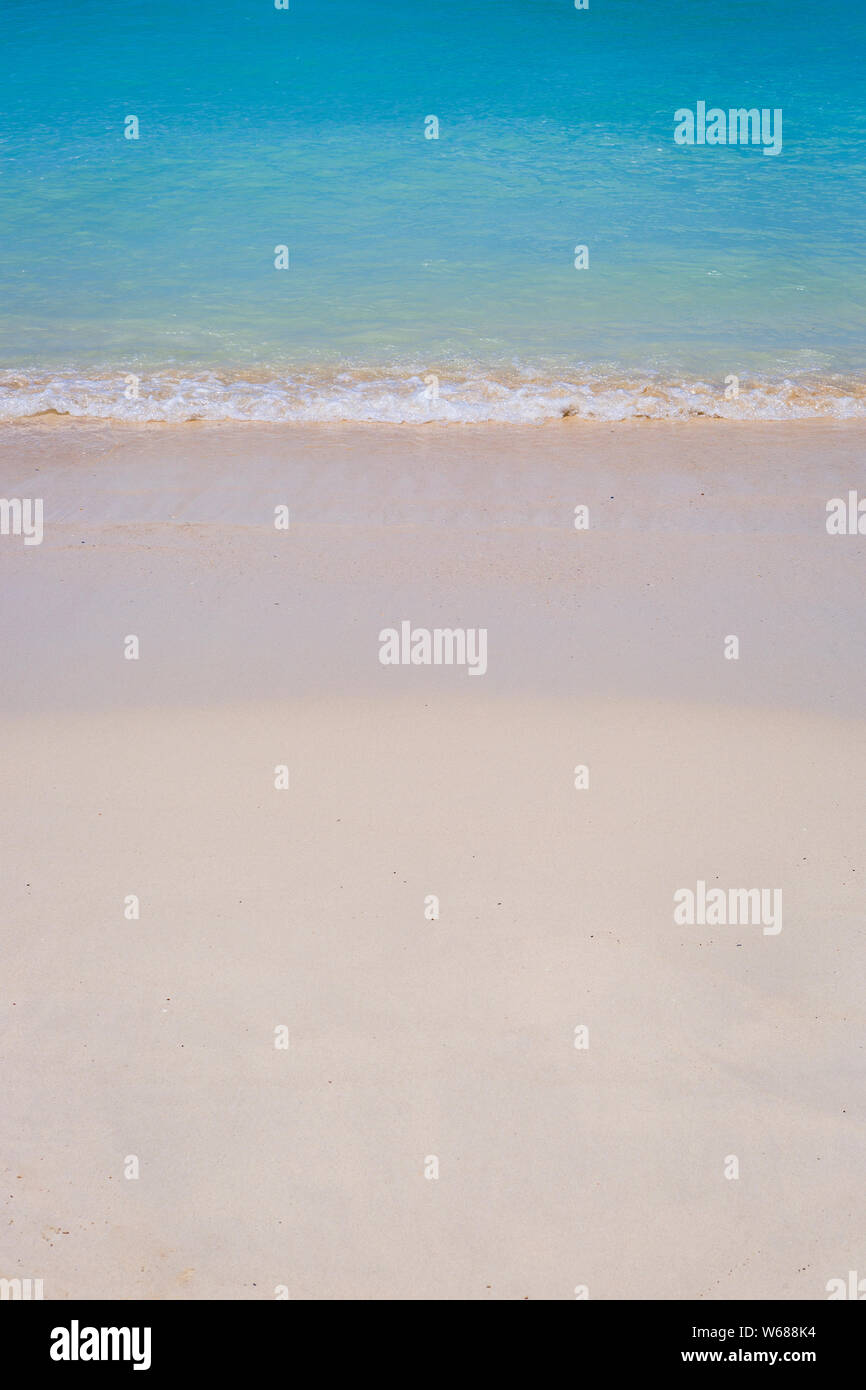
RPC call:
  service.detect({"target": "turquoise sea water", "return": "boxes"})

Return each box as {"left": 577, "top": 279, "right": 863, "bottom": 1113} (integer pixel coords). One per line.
{"left": 1, "top": 0, "right": 865, "bottom": 420}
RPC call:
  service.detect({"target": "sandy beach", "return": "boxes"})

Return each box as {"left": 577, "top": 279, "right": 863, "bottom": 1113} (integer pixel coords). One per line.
{"left": 1, "top": 419, "right": 865, "bottom": 1300}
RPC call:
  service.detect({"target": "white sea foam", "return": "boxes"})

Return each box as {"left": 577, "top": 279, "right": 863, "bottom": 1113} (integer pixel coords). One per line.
{"left": 1, "top": 368, "right": 864, "bottom": 424}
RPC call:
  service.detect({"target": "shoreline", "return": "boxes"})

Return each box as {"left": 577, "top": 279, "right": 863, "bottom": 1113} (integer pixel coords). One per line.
{"left": 9, "top": 412, "right": 866, "bottom": 427}
{"left": 2, "top": 367, "right": 865, "bottom": 426}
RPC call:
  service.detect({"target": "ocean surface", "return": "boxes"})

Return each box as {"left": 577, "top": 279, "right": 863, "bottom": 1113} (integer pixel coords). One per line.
{"left": 1, "top": 0, "right": 864, "bottom": 421}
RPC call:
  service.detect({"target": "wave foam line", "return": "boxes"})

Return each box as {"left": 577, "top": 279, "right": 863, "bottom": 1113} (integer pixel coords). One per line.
{"left": 1, "top": 369, "right": 865, "bottom": 423}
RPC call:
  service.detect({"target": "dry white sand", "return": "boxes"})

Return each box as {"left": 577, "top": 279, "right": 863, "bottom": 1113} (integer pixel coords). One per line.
{"left": 1, "top": 420, "right": 864, "bottom": 1299}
